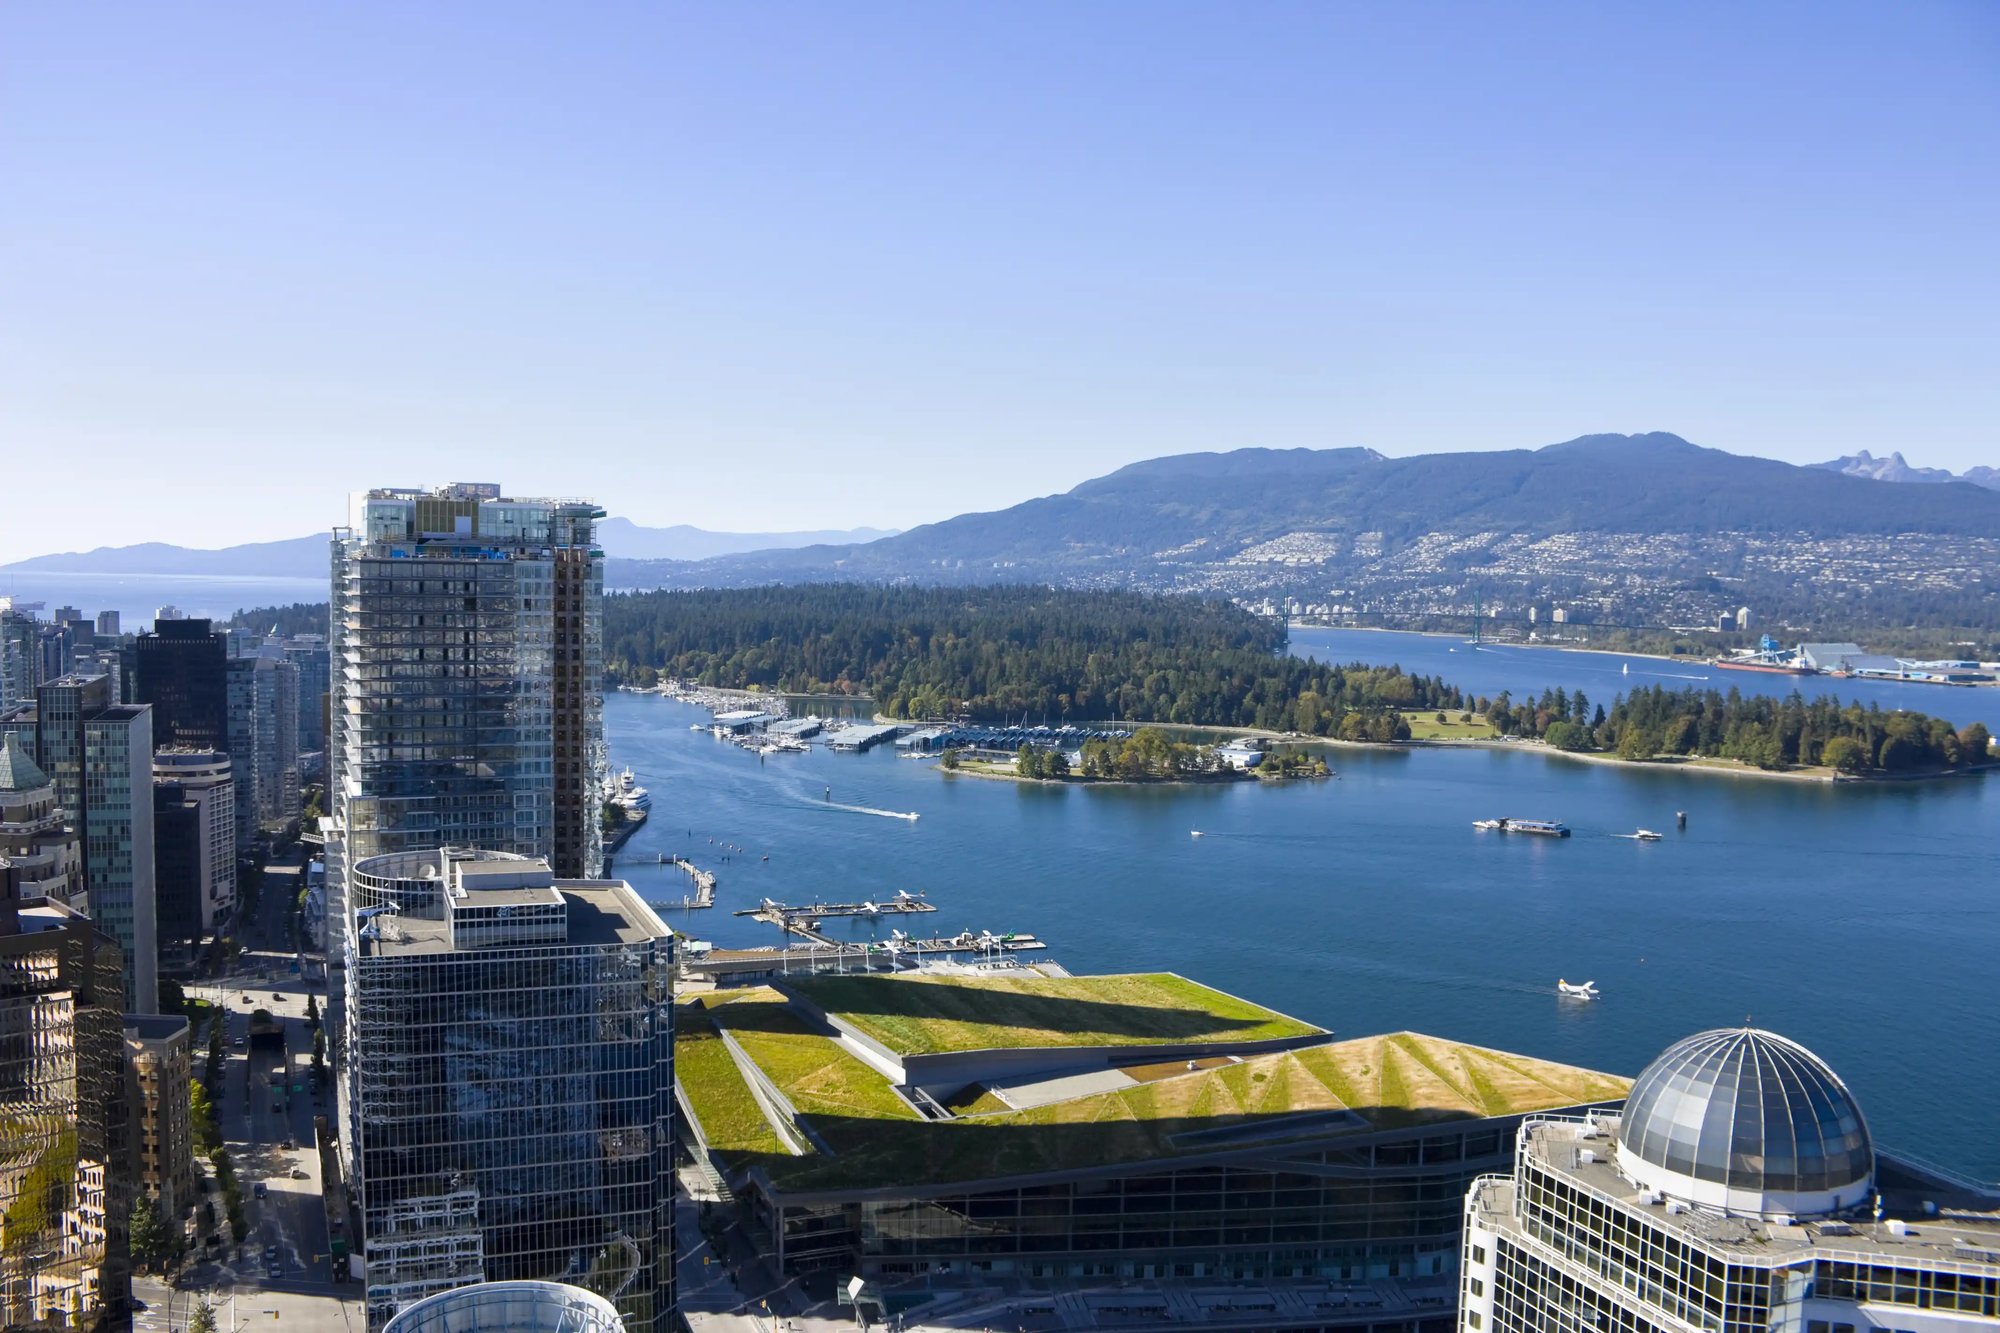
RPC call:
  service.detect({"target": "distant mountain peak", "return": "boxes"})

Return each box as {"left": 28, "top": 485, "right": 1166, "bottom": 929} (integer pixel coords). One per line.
{"left": 1810, "top": 451, "right": 1998, "bottom": 489}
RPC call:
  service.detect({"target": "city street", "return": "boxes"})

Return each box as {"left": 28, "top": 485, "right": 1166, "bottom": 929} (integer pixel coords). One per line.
{"left": 141, "top": 845, "right": 354, "bottom": 1333}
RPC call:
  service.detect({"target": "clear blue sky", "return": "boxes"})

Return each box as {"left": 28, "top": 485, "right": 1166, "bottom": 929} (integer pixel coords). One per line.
{"left": 2, "top": 2, "right": 1995, "bottom": 561}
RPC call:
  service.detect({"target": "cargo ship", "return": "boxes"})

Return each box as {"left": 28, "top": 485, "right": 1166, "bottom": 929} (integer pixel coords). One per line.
{"left": 1713, "top": 633, "right": 1815, "bottom": 676}
{"left": 1713, "top": 657, "right": 1815, "bottom": 676}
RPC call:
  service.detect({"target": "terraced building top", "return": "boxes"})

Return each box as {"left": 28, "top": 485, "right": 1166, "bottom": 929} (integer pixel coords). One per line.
{"left": 781, "top": 971, "right": 1323, "bottom": 1055}
{"left": 675, "top": 984, "right": 1631, "bottom": 1193}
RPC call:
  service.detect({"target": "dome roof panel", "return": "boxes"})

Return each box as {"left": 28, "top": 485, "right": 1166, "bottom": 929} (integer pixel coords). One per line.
{"left": 1617, "top": 1028, "right": 1872, "bottom": 1206}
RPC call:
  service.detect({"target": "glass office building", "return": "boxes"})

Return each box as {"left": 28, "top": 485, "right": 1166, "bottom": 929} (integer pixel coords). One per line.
{"left": 344, "top": 850, "right": 673, "bottom": 1333}
{"left": 0, "top": 879, "right": 131, "bottom": 1329}
{"left": 1462, "top": 1028, "right": 2000, "bottom": 1333}
{"left": 1, "top": 675, "right": 158, "bottom": 1012}
{"left": 327, "top": 484, "right": 608, "bottom": 1210}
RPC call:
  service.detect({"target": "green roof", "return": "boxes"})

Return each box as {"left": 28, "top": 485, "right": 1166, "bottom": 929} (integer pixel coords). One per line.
{"left": 675, "top": 988, "right": 1631, "bottom": 1193}
{"left": 783, "top": 972, "right": 1322, "bottom": 1055}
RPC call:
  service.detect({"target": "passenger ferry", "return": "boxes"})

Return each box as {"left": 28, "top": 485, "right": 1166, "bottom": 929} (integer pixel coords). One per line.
{"left": 1472, "top": 817, "right": 1571, "bottom": 838}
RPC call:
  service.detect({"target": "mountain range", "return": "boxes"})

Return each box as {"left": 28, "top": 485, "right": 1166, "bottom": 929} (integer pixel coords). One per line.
{"left": 602, "top": 433, "right": 2000, "bottom": 632}
{"left": 0, "top": 521, "right": 901, "bottom": 579}
{"left": 1810, "top": 450, "right": 2000, "bottom": 490}
{"left": 6, "top": 435, "right": 1997, "bottom": 632}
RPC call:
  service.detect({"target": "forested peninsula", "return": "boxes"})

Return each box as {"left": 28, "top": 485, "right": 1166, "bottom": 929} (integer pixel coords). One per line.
{"left": 602, "top": 585, "right": 1458, "bottom": 733}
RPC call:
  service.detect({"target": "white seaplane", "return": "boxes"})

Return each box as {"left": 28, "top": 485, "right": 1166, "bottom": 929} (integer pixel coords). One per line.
{"left": 1557, "top": 978, "right": 1600, "bottom": 1000}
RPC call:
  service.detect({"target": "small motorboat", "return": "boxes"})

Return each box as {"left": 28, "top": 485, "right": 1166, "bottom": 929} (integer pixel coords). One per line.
{"left": 1190, "top": 830, "right": 1204, "bottom": 838}
{"left": 1633, "top": 829, "right": 1663, "bottom": 841}
{"left": 1558, "top": 978, "right": 1600, "bottom": 999}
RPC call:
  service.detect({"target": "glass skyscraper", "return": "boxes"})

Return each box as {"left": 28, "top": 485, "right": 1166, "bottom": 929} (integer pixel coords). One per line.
{"left": 344, "top": 850, "right": 673, "bottom": 1332}
{"left": 325, "top": 483, "right": 607, "bottom": 902}
{"left": 1, "top": 675, "right": 159, "bottom": 1012}
{"left": 0, "top": 875, "right": 132, "bottom": 1329}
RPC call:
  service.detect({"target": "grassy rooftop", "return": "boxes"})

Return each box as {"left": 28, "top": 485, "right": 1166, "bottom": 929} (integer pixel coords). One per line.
{"left": 675, "top": 998, "right": 1631, "bottom": 1193}
{"left": 783, "top": 972, "right": 1322, "bottom": 1055}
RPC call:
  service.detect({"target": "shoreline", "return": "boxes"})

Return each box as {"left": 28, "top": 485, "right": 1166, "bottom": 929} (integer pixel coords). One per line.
{"left": 1373, "top": 735, "right": 1996, "bottom": 786}
{"left": 1287, "top": 621, "right": 1702, "bottom": 669}
{"left": 944, "top": 762, "right": 1254, "bottom": 789}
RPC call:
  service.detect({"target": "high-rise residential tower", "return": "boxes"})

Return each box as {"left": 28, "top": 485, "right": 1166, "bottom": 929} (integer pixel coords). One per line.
{"left": 344, "top": 850, "right": 673, "bottom": 1331}
{"left": 1462, "top": 1027, "right": 2000, "bottom": 1333}
{"left": 1, "top": 675, "right": 159, "bottom": 1012}
{"left": 0, "top": 867, "right": 132, "bottom": 1328}
{"left": 326, "top": 483, "right": 606, "bottom": 902}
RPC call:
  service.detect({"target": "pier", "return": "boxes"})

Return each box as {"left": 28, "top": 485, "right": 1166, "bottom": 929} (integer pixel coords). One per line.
{"left": 734, "top": 895, "right": 937, "bottom": 931}
{"left": 648, "top": 856, "right": 717, "bottom": 909}
{"left": 681, "top": 934, "right": 1050, "bottom": 985}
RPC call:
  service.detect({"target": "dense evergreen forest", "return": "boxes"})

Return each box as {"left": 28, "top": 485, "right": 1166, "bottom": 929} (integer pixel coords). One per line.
{"left": 1476, "top": 683, "right": 1992, "bottom": 772}
{"left": 603, "top": 585, "right": 1463, "bottom": 731}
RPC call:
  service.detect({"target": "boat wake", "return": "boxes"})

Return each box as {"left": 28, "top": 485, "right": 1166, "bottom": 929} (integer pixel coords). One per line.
{"left": 815, "top": 800, "right": 921, "bottom": 822}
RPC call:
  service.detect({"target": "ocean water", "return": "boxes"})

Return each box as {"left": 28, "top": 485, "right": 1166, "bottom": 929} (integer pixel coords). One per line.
{"left": 608, "top": 689, "right": 2000, "bottom": 1179}
{"left": 0, "top": 571, "right": 327, "bottom": 629}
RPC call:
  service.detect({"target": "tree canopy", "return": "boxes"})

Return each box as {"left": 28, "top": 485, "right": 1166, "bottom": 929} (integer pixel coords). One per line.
{"left": 604, "top": 584, "right": 1464, "bottom": 733}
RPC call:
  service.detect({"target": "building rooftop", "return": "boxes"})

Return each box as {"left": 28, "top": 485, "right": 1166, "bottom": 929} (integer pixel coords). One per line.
{"left": 124, "top": 1014, "right": 190, "bottom": 1042}
{"left": 365, "top": 880, "right": 669, "bottom": 958}
{"left": 0, "top": 732, "right": 50, "bottom": 792}
{"left": 784, "top": 972, "right": 1322, "bottom": 1055}
{"left": 1508, "top": 1116, "right": 2000, "bottom": 1271}
{"left": 678, "top": 983, "right": 1631, "bottom": 1194}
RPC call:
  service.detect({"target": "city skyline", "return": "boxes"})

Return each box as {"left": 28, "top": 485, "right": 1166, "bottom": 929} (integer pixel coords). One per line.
{"left": 4, "top": 2, "right": 1998, "bottom": 563}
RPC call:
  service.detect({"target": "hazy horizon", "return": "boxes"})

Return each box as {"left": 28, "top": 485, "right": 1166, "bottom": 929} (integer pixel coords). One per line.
{"left": 4, "top": 2, "right": 1996, "bottom": 563}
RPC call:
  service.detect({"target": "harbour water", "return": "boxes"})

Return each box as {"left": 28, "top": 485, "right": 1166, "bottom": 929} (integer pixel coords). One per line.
{"left": 609, "top": 688, "right": 2000, "bottom": 1178}
{"left": 1288, "top": 626, "right": 1999, "bottom": 731}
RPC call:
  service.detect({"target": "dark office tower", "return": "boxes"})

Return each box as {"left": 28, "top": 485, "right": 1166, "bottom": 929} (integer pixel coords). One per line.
{"left": 0, "top": 675, "right": 159, "bottom": 1012}
{"left": 135, "top": 618, "right": 228, "bottom": 751}
{"left": 0, "top": 871, "right": 133, "bottom": 1328}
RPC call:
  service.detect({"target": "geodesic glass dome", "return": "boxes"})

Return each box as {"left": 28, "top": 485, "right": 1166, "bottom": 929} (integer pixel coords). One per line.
{"left": 1616, "top": 1027, "right": 1873, "bottom": 1216}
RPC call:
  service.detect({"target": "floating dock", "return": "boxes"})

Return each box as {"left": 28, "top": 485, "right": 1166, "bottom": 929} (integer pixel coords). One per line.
{"left": 734, "top": 897, "right": 937, "bottom": 930}
{"left": 681, "top": 935, "right": 1048, "bottom": 984}
{"left": 829, "top": 723, "right": 906, "bottom": 752}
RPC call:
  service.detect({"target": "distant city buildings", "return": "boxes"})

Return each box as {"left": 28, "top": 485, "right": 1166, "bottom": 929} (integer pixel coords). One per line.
{"left": 0, "top": 871, "right": 132, "bottom": 1328}
{"left": 1, "top": 673, "right": 159, "bottom": 1012}
{"left": 344, "top": 849, "right": 673, "bottom": 1331}
{"left": 1462, "top": 1027, "right": 2000, "bottom": 1333}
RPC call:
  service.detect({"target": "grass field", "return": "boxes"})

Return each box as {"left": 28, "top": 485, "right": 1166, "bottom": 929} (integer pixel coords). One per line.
{"left": 1400, "top": 713, "right": 1500, "bottom": 740}
{"left": 707, "top": 991, "right": 920, "bottom": 1124}
{"left": 787, "top": 972, "right": 1323, "bottom": 1055}
{"left": 675, "top": 1006, "right": 788, "bottom": 1160}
